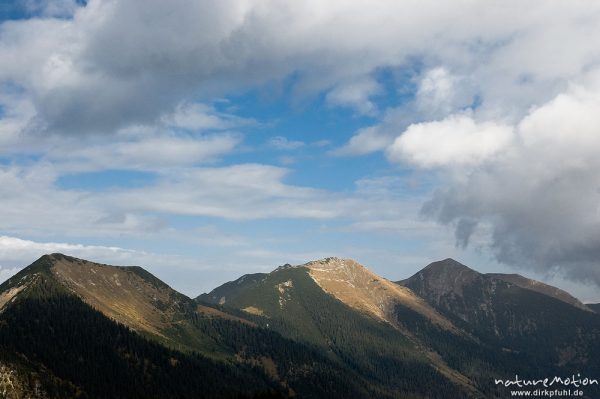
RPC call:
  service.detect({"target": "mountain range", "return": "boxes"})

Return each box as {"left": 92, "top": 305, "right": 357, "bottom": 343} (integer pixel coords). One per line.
{"left": 1, "top": 254, "right": 599, "bottom": 398}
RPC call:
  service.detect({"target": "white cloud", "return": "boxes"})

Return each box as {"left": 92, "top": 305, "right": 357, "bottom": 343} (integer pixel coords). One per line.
{"left": 114, "top": 164, "right": 347, "bottom": 220}
{"left": 333, "top": 125, "right": 395, "bottom": 156}
{"left": 334, "top": 68, "right": 474, "bottom": 157}
{"left": 417, "top": 68, "right": 455, "bottom": 108}
{"left": 518, "top": 82, "right": 600, "bottom": 153}
{"left": 162, "top": 102, "right": 255, "bottom": 131}
{"left": 332, "top": 106, "right": 414, "bottom": 156}
{"left": 415, "top": 67, "right": 474, "bottom": 116}
{"left": 0, "top": 235, "right": 140, "bottom": 265}
{"left": 66, "top": 133, "right": 241, "bottom": 171}
{"left": 326, "top": 76, "right": 382, "bottom": 115}
{"left": 268, "top": 136, "right": 305, "bottom": 150}
{"left": 0, "top": 153, "right": 434, "bottom": 246}
{"left": 0, "top": 160, "right": 396, "bottom": 239}
{"left": 0, "top": 96, "right": 245, "bottom": 172}
{"left": 2, "top": 1, "right": 600, "bottom": 138}
{"left": 0, "top": 266, "right": 20, "bottom": 283}
{"left": 0, "top": 165, "right": 93, "bottom": 234}
{"left": 387, "top": 114, "right": 514, "bottom": 168}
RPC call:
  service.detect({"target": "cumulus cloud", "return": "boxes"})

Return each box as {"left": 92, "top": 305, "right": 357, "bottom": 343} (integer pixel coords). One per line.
{"left": 415, "top": 67, "right": 474, "bottom": 116}
{"left": 0, "top": 96, "right": 248, "bottom": 176}
{"left": 416, "top": 68, "right": 456, "bottom": 111}
{"left": 335, "top": 67, "right": 476, "bottom": 156}
{"left": 420, "top": 72, "right": 600, "bottom": 285}
{"left": 2, "top": 0, "right": 599, "bottom": 138}
{"left": 387, "top": 114, "right": 514, "bottom": 167}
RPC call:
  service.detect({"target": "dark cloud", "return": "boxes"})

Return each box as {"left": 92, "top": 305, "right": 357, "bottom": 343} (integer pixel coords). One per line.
{"left": 5, "top": 1, "right": 597, "bottom": 137}
{"left": 422, "top": 133, "right": 600, "bottom": 286}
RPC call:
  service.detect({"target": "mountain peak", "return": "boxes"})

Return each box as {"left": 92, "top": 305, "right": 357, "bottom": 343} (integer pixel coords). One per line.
{"left": 1, "top": 254, "right": 196, "bottom": 345}
{"left": 303, "top": 257, "right": 360, "bottom": 270}
{"left": 422, "top": 258, "right": 477, "bottom": 275}
{"left": 23, "top": 253, "right": 98, "bottom": 276}
{"left": 302, "top": 257, "right": 457, "bottom": 331}
{"left": 399, "top": 259, "right": 485, "bottom": 309}
{"left": 40, "top": 253, "right": 80, "bottom": 264}
{"left": 401, "top": 258, "right": 480, "bottom": 294}
{"left": 47, "top": 252, "right": 68, "bottom": 259}
{"left": 402, "top": 259, "right": 594, "bottom": 318}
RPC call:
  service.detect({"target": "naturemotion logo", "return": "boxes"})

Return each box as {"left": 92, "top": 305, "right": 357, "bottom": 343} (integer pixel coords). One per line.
{"left": 495, "top": 374, "right": 598, "bottom": 389}
{"left": 494, "top": 374, "right": 598, "bottom": 397}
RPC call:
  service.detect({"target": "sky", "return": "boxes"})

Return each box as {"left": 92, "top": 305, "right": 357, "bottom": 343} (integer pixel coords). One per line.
{"left": 0, "top": 0, "right": 599, "bottom": 302}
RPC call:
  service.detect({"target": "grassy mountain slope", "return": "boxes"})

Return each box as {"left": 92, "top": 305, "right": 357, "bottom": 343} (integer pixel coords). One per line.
{"left": 202, "top": 261, "right": 475, "bottom": 398}
{"left": 0, "top": 258, "right": 282, "bottom": 398}
{"left": 205, "top": 257, "right": 600, "bottom": 398}
{"left": 304, "top": 258, "right": 458, "bottom": 332}
{"left": 4, "top": 254, "right": 600, "bottom": 398}
{"left": 197, "top": 273, "right": 268, "bottom": 306}
{"left": 0, "top": 254, "right": 388, "bottom": 398}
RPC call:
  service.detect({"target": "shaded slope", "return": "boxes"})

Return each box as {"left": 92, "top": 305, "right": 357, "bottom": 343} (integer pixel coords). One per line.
{"left": 486, "top": 272, "right": 589, "bottom": 311}
{"left": 588, "top": 303, "right": 600, "bottom": 313}
{"left": 197, "top": 273, "right": 268, "bottom": 306}
{"left": 400, "top": 259, "right": 600, "bottom": 376}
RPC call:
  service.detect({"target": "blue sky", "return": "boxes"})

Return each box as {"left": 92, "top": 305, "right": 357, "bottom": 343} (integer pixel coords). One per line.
{"left": 1, "top": 0, "right": 600, "bottom": 302}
